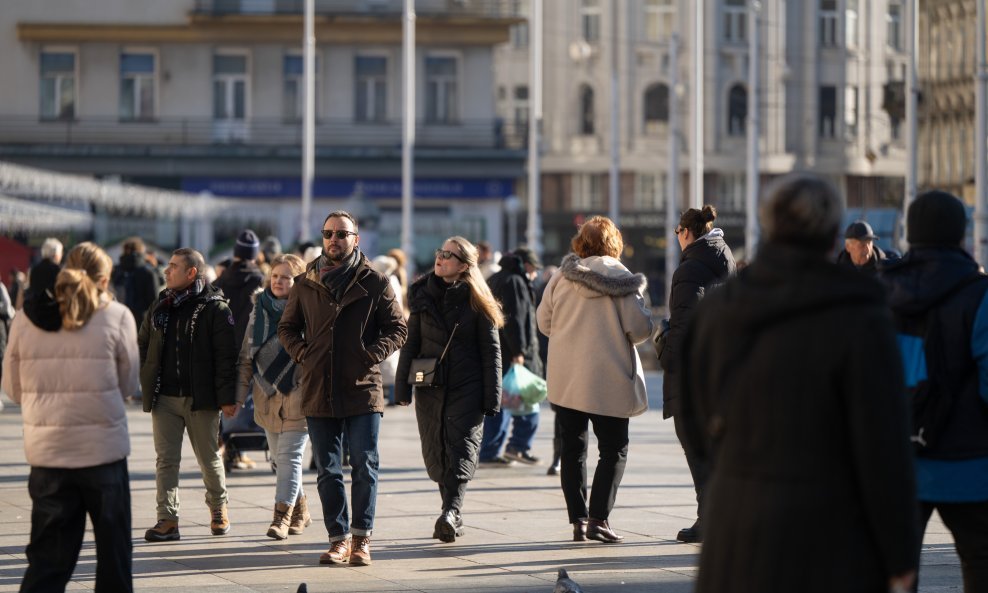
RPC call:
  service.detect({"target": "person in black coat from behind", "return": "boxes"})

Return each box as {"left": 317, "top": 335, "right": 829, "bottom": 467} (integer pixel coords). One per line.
{"left": 660, "top": 204, "right": 735, "bottom": 543}
{"left": 678, "top": 173, "right": 919, "bottom": 593}
{"left": 395, "top": 236, "right": 503, "bottom": 543}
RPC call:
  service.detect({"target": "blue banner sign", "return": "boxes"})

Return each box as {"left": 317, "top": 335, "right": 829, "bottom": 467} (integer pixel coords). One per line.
{"left": 182, "top": 177, "right": 514, "bottom": 200}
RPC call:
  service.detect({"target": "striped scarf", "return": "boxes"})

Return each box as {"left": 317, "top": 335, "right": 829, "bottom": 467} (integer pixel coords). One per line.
{"left": 250, "top": 288, "right": 296, "bottom": 396}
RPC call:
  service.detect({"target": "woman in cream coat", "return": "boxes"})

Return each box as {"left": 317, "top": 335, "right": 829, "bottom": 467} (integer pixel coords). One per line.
{"left": 537, "top": 216, "right": 653, "bottom": 545}
{"left": 2, "top": 242, "right": 138, "bottom": 593}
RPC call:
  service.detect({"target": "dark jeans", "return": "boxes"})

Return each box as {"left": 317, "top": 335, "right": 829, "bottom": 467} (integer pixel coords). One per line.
{"left": 919, "top": 499, "right": 988, "bottom": 592}
{"left": 480, "top": 410, "right": 539, "bottom": 459}
{"left": 673, "top": 411, "right": 707, "bottom": 521}
{"left": 21, "top": 459, "right": 132, "bottom": 593}
{"left": 307, "top": 413, "right": 381, "bottom": 541}
{"left": 555, "top": 404, "right": 629, "bottom": 524}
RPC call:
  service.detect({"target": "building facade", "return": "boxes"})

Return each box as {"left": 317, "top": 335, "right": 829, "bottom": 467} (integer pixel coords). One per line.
{"left": 917, "top": 0, "right": 978, "bottom": 202}
{"left": 494, "top": 0, "right": 909, "bottom": 302}
{"left": 0, "top": 0, "right": 525, "bottom": 268}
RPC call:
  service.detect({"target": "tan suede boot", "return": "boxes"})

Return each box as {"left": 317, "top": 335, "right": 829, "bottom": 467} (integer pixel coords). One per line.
{"left": 289, "top": 494, "right": 311, "bottom": 535}
{"left": 267, "top": 502, "right": 293, "bottom": 540}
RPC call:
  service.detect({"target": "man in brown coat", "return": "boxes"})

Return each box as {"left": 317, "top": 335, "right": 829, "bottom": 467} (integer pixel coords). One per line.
{"left": 278, "top": 211, "right": 406, "bottom": 567}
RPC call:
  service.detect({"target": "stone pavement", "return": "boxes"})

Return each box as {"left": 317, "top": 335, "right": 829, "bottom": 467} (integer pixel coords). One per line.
{"left": 0, "top": 372, "right": 965, "bottom": 592}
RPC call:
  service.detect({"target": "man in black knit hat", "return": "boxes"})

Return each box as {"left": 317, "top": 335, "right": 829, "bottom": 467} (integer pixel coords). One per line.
{"left": 881, "top": 190, "right": 988, "bottom": 591}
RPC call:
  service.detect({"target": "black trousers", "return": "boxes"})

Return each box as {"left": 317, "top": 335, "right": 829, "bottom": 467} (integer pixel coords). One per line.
{"left": 439, "top": 478, "right": 467, "bottom": 513}
{"left": 555, "top": 404, "right": 629, "bottom": 524}
{"left": 21, "top": 459, "right": 132, "bottom": 593}
{"left": 919, "top": 499, "right": 988, "bottom": 593}
{"left": 673, "top": 411, "right": 708, "bottom": 521}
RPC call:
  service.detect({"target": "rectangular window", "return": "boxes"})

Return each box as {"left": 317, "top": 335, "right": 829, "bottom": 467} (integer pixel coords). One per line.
{"left": 717, "top": 173, "right": 746, "bottom": 211}
{"left": 40, "top": 50, "right": 76, "bottom": 120}
{"left": 845, "top": 85, "right": 858, "bottom": 139}
{"left": 845, "top": 0, "right": 858, "bottom": 48}
{"left": 514, "top": 85, "right": 529, "bottom": 139}
{"left": 887, "top": 2, "right": 902, "bottom": 51}
{"left": 819, "top": 0, "right": 838, "bottom": 48}
{"left": 119, "top": 52, "right": 155, "bottom": 121}
{"left": 283, "top": 54, "right": 320, "bottom": 122}
{"left": 425, "top": 55, "right": 458, "bottom": 124}
{"left": 355, "top": 55, "right": 387, "bottom": 123}
{"left": 572, "top": 173, "right": 604, "bottom": 211}
{"left": 819, "top": 85, "right": 837, "bottom": 138}
{"left": 644, "top": 0, "right": 675, "bottom": 43}
{"left": 724, "top": 0, "right": 747, "bottom": 43}
{"left": 213, "top": 53, "right": 248, "bottom": 121}
{"left": 510, "top": 0, "right": 529, "bottom": 48}
{"left": 581, "top": 0, "right": 601, "bottom": 44}
{"left": 635, "top": 172, "right": 668, "bottom": 211}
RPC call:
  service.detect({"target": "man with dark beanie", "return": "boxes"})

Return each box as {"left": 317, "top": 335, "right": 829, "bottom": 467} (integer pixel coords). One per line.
{"left": 215, "top": 229, "right": 265, "bottom": 349}
{"left": 881, "top": 190, "right": 988, "bottom": 592}
{"left": 214, "top": 229, "right": 266, "bottom": 469}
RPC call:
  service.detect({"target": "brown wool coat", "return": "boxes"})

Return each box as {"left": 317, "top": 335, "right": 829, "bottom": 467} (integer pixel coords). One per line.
{"left": 277, "top": 254, "right": 407, "bottom": 418}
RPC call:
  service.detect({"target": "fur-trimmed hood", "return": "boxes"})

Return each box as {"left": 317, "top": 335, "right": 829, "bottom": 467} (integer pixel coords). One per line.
{"left": 559, "top": 253, "right": 647, "bottom": 299}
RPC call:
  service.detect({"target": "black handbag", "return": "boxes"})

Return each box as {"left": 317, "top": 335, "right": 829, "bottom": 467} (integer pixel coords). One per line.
{"left": 408, "top": 323, "right": 459, "bottom": 387}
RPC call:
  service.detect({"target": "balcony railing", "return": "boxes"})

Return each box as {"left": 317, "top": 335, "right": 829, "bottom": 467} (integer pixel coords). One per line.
{"left": 193, "top": 0, "right": 522, "bottom": 18}
{"left": 0, "top": 116, "right": 527, "bottom": 150}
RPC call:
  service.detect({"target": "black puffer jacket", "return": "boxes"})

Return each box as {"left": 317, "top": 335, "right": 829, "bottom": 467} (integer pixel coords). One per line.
{"left": 661, "top": 229, "right": 736, "bottom": 417}
{"left": 214, "top": 259, "right": 264, "bottom": 349}
{"left": 395, "top": 274, "right": 502, "bottom": 483}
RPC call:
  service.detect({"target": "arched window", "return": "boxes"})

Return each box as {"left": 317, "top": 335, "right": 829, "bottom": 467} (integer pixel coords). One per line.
{"left": 579, "top": 84, "right": 595, "bottom": 135}
{"left": 643, "top": 83, "right": 669, "bottom": 133}
{"left": 728, "top": 83, "right": 747, "bottom": 136}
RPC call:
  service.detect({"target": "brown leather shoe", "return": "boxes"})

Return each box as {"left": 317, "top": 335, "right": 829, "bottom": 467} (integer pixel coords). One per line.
{"left": 266, "top": 502, "right": 293, "bottom": 540}
{"left": 289, "top": 494, "right": 312, "bottom": 535}
{"left": 145, "top": 519, "right": 180, "bottom": 542}
{"left": 349, "top": 535, "right": 372, "bottom": 566}
{"left": 572, "top": 519, "right": 588, "bottom": 542}
{"left": 210, "top": 505, "right": 230, "bottom": 535}
{"left": 319, "top": 538, "right": 351, "bottom": 564}
{"left": 587, "top": 518, "right": 624, "bottom": 543}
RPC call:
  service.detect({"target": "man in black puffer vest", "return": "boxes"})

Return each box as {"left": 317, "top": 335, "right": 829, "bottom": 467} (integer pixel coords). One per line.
{"left": 882, "top": 190, "right": 988, "bottom": 592}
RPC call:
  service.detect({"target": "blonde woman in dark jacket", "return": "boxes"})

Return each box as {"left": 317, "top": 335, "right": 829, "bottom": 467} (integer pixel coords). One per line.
{"left": 395, "top": 236, "right": 503, "bottom": 543}
{"left": 234, "top": 254, "right": 311, "bottom": 540}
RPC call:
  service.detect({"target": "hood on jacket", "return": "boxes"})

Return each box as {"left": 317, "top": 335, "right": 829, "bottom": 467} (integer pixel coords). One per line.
{"left": 497, "top": 253, "right": 524, "bottom": 275}
{"left": 559, "top": 253, "right": 647, "bottom": 299}
{"left": 714, "top": 243, "right": 886, "bottom": 335}
{"left": 682, "top": 228, "right": 735, "bottom": 278}
{"left": 117, "top": 252, "right": 146, "bottom": 270}
{"left": 882, "top": 247, "right": 981, "bottom": 317}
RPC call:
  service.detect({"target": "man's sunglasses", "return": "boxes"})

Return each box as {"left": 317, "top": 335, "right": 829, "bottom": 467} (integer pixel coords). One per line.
{"left": 435, "top": 249, "right": 466, "bottom": 263}
{"left": 321, "top": 230, "right": 358, "bottom": 240}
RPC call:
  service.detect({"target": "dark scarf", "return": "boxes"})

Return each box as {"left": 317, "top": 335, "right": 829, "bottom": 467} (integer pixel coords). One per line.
{"left": 319, "top": 248, "right": 361, "bottom": 302}
{"left": 152, "top": 278, "right": 206, "bottom": 330}
{"left": 250, "top": 288, "right": 296, "bottom": 395}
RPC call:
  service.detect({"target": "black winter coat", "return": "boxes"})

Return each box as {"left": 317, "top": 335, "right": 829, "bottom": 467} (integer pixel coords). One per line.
{"left": 679, "top": 244, "right": 920, "bottom": 593}
{"left": 111, "top": 252, "right": 162, "bottom": 325}
{"left": 487, "top": 254, "right": 542, "bottom": 377}
{"left": 214, "top": 259, "right": 265, "bottom": 349}
{"left": 138, "top": 283, "right": 238, "bottom": 412}
{"left": 395, "top": 274, "right": 502, "bottom": 483}
{"left": 836, "top": 244, "right": 895, "bottom": 276}
{"left": 660, "top": 229, "right": 735, "bottom": 417}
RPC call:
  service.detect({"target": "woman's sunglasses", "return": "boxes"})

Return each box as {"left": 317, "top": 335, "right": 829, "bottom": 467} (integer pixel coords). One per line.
{"left": 321, "top": 230, "right": 358, "bottom": 240}
{"left": 435, "top": 249, "right": 466, "bottom": 263}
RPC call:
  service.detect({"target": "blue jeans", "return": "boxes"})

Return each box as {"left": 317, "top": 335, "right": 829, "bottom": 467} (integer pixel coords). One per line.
{"left": 306, "top": 413, "right": 381, "bottom": 541}
{"left": 21, "top": 459, "right": 132, "bottom": 593}
{"left": 480, "top": 410, "right": 539, "bottom": 460}
{"left": 265, "top": 429, "right": 308, "bottom": 506}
